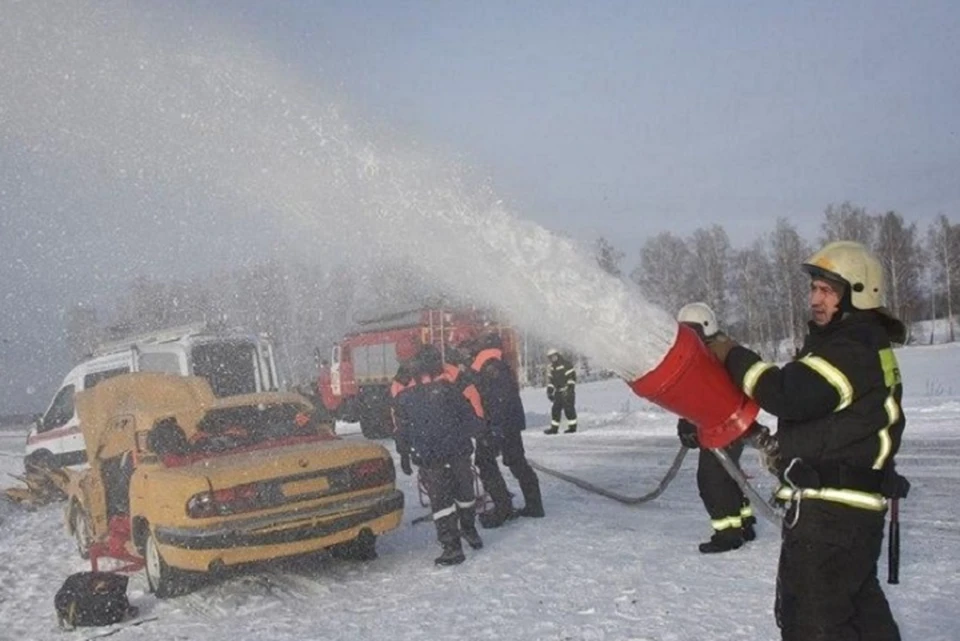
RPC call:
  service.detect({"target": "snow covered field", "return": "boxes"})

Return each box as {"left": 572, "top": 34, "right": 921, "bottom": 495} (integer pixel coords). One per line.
{"left": 1, "top": 343, "right": 958, "bottom": 641}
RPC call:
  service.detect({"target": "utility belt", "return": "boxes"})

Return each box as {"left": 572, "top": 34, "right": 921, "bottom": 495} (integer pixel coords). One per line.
{"left": 777, "top": 459, "right": 910, "bottom": 511}
{"left": 777, "top": 458, "right": 910, "bottom": 586}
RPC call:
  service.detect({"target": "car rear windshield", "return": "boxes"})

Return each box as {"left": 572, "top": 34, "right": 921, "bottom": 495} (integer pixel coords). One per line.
{"left": 191, "top": 341, "right": 259, "bottom": 397}
{"left": 192, "top": 403, "right": 313, "bottom": 453}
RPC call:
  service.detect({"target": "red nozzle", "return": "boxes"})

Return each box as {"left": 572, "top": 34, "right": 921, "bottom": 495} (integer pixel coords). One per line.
{"left": 628, "top": 323, "right": 759, "bottom": 448}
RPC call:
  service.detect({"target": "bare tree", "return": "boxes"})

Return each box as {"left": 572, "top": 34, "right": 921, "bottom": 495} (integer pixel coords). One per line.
{"left": 769, "top": 218, "right": 811, "bottom": 350}
{"left": 927, "top": 214, "right": 960, "bottom": 342}
{"left": 631, "top": 231, "right": 692, "bottom": 315}
{"left": 820, "top": 202, "right": 876, "bottom": 247}
{"left": 687, "top": 225, "right": 733, "bottom": 323}
{"left": 730, "top": 241, "right": 776, "bottom": 355}
{"left": 595, "top": 236, "right": 625, "bottom": 277}
{"left": 874, "top": 211, "right": 922, "bottom": 324}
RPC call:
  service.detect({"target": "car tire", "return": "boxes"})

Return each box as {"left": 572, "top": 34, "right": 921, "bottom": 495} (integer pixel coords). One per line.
{"left": 144, "top": 528, "right": 192, "bottom": 598}
{"left": 24, "top": 449, "right": 59, "bottom": 473}
{"left": 330, "top": 529, "right": 378, "bottom": 561}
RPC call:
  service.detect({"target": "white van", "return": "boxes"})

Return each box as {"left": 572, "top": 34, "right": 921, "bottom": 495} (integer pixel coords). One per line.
{"left": 25, "top": 323, "right": 283, "bottom": 469}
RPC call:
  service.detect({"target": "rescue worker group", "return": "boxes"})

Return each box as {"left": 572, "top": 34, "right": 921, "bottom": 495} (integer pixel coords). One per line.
{"left": 389, "top": 240, "right": 908, "bottom": 640}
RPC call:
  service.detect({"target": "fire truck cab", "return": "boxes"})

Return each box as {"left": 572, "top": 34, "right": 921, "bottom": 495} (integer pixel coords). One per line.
{"left": 317, "top": 307, "right": 519, "bottom": 439}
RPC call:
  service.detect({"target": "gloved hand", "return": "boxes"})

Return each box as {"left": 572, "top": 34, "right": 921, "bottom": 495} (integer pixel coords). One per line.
{"left": 399, "top": 452, "right": 413, "bottom": 476}
{"left": 677, "top": 421, "right": 699, "bottom": 449}
{"left": 744, "top": 424, "right": 779, "bottom": 475}
{"left": 547, "top": 388, "right": 555, "bottom": 402}
{"left": 477, "top": 430, "right": 502, "bottom": 458}
{"left": 705, "top": 331, "right": 738, "bottom": 363}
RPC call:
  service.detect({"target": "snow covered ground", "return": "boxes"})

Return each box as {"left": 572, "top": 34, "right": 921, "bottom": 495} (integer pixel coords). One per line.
{"left": 1, "top": 343, "right": 958, "bottom": 641}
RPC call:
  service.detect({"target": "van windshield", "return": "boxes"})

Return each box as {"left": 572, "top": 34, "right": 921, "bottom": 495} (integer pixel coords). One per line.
{"left": 191, "top": 341, "right": 259, "bottom": 397}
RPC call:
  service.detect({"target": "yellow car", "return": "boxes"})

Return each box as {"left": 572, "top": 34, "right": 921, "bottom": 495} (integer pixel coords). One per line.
{"left": 65, "top": 372, "right": 404, "bottom": 597}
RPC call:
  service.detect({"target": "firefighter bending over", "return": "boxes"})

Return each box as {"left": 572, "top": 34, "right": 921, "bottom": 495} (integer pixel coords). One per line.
{"left": 460, "top": 333, "right": 544, "bottom": 527}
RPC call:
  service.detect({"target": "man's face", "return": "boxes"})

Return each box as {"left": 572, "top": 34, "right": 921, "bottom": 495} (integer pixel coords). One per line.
{"left": 809, "top": 278, "right": 843, "bottom": 326}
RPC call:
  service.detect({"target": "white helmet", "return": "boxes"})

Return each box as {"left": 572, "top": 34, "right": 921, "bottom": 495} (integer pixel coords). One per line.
{"left": 676, "top": 302, "right": 718, "bottom": 338}
{"left": 546, "top": 348, "right": 559, "bottom": 357}
{"left": 802, "top": 241, "right": 884, "bottom": 310}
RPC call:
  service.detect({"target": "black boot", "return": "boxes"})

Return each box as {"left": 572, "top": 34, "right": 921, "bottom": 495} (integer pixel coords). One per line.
{"left": 458, "top": 508, "right": 483, "bottom": 550}
{"left": 476, "top": 459, "right": 514, "bottom": 530}
{"left": 434, "top": 513, "right": 466, "bottom": 565}
{"left": 563, "top": 426, "right": 577, "bottom": 433}
{"left": 543, "top": 426, "right": 559, "bottom": 435}
{"left": 698, "top": 530, "right": 744, "bottom": 554}
{"left": 513, "top": 461, "right": 545, "bottom": 518}
{"left": 478, "top": 503, "right": 518, "bottom": 529}
{"left": 435, "top": 542, "right": 466, "bottom": 566}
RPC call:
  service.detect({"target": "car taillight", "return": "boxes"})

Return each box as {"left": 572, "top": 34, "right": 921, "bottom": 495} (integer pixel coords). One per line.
{"left": 186, "top": 482, "right": 262, "bottom": 518}
{"left": 351, "top": 457, "right": 394, "bottom": 490}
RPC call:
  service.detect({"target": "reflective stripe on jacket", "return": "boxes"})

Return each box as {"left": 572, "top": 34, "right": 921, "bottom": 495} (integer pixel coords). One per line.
{"left": 725, "top": 311, "right": 905, "bottom": 510}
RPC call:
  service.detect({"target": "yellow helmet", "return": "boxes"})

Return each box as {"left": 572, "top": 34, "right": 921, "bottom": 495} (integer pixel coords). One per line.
{"left": 802, "top": 241, "right": 885, "bottom": 310}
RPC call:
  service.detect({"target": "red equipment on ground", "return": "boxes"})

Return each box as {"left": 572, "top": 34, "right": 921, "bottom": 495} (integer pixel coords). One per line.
{"left": 316, "top": 307, "right": 521, "bottom": 439}
{"left": 628, "top": 323, "right": 759, "bottom": 449}
{"left": 88, "top": 517, "right": 145, "bottom": 574}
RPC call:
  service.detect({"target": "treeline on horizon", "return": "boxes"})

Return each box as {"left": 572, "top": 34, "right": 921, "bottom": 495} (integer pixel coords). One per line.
{"left": 63, "top": 201, "right": 957, "bottom": 386}
{"left": 594, "top": 202, "right": 957, "bottom": 359}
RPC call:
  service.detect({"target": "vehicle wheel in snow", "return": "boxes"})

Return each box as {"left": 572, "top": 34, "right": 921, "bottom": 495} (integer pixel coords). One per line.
{"left": 71, "top": 506, "right": 92, "bottom": 560}
{"left": 144, "top": 529, "right": 192, "bottom": 598}
{"left": 24, "top": 449, "right": 59, "bottom": 473}
{"left": 330, "top": 529, "right": 377, "bottom": 561}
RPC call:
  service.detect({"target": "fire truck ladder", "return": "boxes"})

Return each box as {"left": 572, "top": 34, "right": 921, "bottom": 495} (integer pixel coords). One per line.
{"left": 426, "top": 308, "right": 449, "bottom": 361}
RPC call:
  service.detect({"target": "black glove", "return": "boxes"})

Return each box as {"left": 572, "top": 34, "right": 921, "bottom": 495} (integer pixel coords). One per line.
{"left": 399, "top": 452, "right": 413, "bottom": 476}
{"left": 547, "top": 388, "right": 555, "bottom": 402}
{"left": 477, "top": 429, "right": 502, "bottom": 458}
{"left": 677, "top": 421, "right": 699, "bottom": 449}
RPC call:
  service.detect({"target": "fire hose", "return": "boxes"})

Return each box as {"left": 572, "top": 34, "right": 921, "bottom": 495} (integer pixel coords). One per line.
{"left": 527, "top": 445, "right": 689, "bottom": 505}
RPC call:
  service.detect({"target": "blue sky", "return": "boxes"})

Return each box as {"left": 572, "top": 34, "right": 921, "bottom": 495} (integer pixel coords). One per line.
{"left": 189, "top": 0, "right": 960, "bottom": 246}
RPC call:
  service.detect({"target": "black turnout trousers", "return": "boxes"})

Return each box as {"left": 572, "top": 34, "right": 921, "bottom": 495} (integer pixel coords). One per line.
{"left": 776, "top": 500, "right": 900, "bottom": 641}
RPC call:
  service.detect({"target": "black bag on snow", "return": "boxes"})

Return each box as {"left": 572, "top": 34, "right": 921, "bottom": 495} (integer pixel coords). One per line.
{"left": 55, "top": 571, "right": 133, "bottom": 629}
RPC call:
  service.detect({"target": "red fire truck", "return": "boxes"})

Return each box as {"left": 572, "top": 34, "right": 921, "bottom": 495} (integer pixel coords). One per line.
{"left": 316, "top": 307, "right": 520, "bottom": 439}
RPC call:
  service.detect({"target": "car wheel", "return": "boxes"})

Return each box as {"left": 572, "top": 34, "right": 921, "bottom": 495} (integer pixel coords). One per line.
{"left": 71, "top": 506, "right": 92, "bottom": 560}
{"left": 144, "top": 529, "right": 192, "bottom": 598}
{"left": 24, "top": 449, "right": 58, "bottom": 473}
{"left": 330, "top": 529, "right": 378, "bottom": 561}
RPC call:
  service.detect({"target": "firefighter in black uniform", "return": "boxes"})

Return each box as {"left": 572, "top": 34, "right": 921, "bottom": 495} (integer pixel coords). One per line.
{"left": 707, "top": 241, "right": 907, "bottom": 640}
{"left": 391, "top": 344, "right": 487, "bottom": 566}
{"left": 461, "top": 333, "right": 545, "bottom": 526}
{"left": 543, "top": 349, "right": 578, "bottom": 434}
{"left": 675, "top": 302, "right": 760, "bottom": 553}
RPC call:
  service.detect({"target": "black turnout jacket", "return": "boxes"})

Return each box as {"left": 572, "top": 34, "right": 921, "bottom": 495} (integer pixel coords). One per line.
{"left": 723, "top": 310, "right": 905, "bottom": 511}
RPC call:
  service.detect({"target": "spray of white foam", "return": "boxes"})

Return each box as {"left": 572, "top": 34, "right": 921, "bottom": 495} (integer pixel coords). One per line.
{"left": 0, "top": 1, "right": 677, "bottom": 380}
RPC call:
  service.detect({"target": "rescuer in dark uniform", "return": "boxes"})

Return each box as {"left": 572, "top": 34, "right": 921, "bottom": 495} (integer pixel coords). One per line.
{"left": 391, "top": 344, "right": 487, "bottom": 566}
{"left": 543, "top": 349, "right": 578, "bottom": 434}
{"left": 707, "top": 241, "right": 908, "bottom": 640}
{"left": 461, "top": 333, "right": 544, "bottom": 526}
{"left": 674, "top": 302, "right": 760, "bottom": 553}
